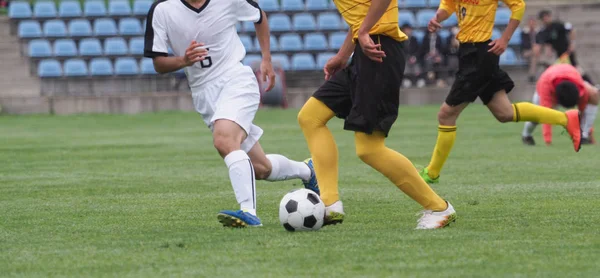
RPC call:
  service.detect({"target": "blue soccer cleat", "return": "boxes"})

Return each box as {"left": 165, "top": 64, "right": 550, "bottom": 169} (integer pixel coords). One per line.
{"left": 217, "top": 210, "right": 262, "bottom": 228}
{"left": 303, "top": 158, "right": 320, "bottom": 196}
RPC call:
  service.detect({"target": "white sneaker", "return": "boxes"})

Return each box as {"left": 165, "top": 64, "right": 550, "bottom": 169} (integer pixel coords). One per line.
{"left": 324, "top": 200, "right": 345, "bottom": 226}
{"left": 415, "top": 201, "right": 457, "bottom": 230}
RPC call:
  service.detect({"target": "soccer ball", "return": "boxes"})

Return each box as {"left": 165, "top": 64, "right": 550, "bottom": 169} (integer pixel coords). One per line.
{"left": 279, "top": 189, "right": 325, "bottom": 232}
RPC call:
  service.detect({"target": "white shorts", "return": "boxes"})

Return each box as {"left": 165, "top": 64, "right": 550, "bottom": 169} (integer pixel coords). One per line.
{"left": 190, "top": 64, "right": 263, "bottom": 152}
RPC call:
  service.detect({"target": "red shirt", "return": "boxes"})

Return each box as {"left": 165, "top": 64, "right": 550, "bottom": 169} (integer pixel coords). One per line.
{"left": 536, "top": 64, "right": 588, "bottom": 143}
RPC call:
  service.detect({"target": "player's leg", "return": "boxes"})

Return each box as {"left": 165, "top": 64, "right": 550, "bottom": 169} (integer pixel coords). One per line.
{"left": 245, "top": 139, "right": 317, "bottom": 194}
{"left": 298, "top": 64, "right": 352, "bottom": 214}
{"left": 486, "top": 89, "right": 581, "bottom": 152}
{"left": 581, "top": 82, "right": 599, "bottom": 144}
{"left": 354, "top": 131, "right": 456, "bottom": 229}
{"left": 522, "top": 91, "right": 541, "bottom": 145}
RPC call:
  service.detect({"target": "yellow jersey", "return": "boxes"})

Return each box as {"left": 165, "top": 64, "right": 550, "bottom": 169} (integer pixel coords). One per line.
{"left": 439, "top": 0, "right": 525, "bottom": 43}
{"left": 333, "top": 0, "right": 407, "bottom": 42}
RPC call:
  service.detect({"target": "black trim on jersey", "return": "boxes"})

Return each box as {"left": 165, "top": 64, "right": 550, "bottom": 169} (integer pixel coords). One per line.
{"left": 245, "top": 0, "right": 263, "bottom": 24}
{"left": 144, "top": 0, "right": 169, "bottom": 58}
{"left": 180, "top": 0, "right": 210, "bottom": 13}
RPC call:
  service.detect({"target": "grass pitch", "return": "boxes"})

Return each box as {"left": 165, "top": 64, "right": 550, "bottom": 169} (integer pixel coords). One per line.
{"left": 1, "top": 106, "right": 599, "bottom": 277}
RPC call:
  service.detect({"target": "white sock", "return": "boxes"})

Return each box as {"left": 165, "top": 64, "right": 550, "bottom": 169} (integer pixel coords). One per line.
{"left": 224, "top": 150, "right": 256, "bottom": 216}
{"left": 582, "top": 104, "right": 597, "bottom": 138}
{"left": 522, "top": 121, "right": 538, "bottom": 137}
{"left": 265, "top": 154, "right": 312, "bottom": 182}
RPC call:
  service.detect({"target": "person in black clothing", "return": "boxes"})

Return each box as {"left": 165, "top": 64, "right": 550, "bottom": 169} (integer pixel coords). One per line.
{"left": 521, "top": 16, "right": 540, "bottom": 83}
{"left": 400, "top": 24, "right": 423, "bottom": 87}
{"left": 419, "top": 30, "right": 444, "bottom": 86}
{"left": 537, "top": 10, "right": 594, "bottom": 84}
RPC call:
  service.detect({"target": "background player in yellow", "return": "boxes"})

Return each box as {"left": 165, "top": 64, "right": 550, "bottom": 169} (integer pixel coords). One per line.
{"left": 297, "top": 0, "right": 457, "bottom": 229}
{"left": 419, "top": 0, "right": 583, "bottom": 184}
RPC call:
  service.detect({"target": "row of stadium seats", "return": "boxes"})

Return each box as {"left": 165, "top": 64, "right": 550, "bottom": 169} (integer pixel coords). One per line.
{"left": 38, "top": 58, "right": 157, "bottom": 77}
{"left": 18, "top": 18, "right": 144, "bottom": 38}
{"left": 244, "top": 0, "right": 441, "bottom": 12}
{"left": 28, "top": 37, "right": 144, "bottom": 57}
{"left": 9, "top": 0, "right": 152, "bottom": 18}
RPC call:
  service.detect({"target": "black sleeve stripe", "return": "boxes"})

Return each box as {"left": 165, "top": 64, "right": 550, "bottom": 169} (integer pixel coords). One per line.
{"left": 245, "top": 0, "right": 263, "bottom": 24}
{"left": 144, "top": 0, "right": 169, "bottom": 58}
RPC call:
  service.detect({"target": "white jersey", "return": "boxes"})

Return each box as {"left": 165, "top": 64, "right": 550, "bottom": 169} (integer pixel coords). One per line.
{"left": 144, "top": 0, "right": 262, "bottom": 87}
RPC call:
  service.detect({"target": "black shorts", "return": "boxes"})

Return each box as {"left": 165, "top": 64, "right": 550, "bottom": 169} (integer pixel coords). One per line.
{"left": 446, "top": 41, "right": 515, "bottom": 106}
{"left": 313, "top": 35, "right": 405, "bottom": 136}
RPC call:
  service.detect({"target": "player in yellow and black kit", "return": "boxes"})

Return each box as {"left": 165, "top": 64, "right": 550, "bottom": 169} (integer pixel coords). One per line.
{"left": 419, "top": 0, "right": 583, "bottom": 184}
{"left": 298, "top": 0, "right": 457, "bottom": 229}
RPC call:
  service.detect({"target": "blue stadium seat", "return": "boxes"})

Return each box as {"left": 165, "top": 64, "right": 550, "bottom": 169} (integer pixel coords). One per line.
{"left": 398, "top": 11, "right": 416, "bottom": 26}
{"left": 243, "top": 54, "right": 262, "bottom": 67}
{"left": 38, "top": 59, "right": 62, "bottom": 77}
{"left": 329, "top": 32, "right": 346, "bottom": 49}
{"left": 254, "top": 35, "right": 279, "bottom": 51}
{"left": 416, "top": 9, "right": 435, "bottom": 28}
{"left": 84, "top": 1, "right": 107, "bottom": 17}
{"left": 115, "top": 58, "right": 139, "bottom": 75}
{"left": 64, "top": 59, "right": 88, "bottom": 76}
{"left": 491, "top": 28, "right": 501, "bottom": 40}
{"left": 59, "top": 1, "right": 82, "bottom": 17}
{"left": 133, "top": 0, "right": 153, "bottom": 15}
{"left": 500, "top": 48, "right": 518, "bottom": 65}
{"left": 317, "top": 12, "right": 341, "bottom": 30}
{"left": 68, "top": 19, "right": 92, "bottom": 37}
{"left": 140, "top": 58, "right": 157, "bottom": 74}
{"left": 53, "top": 39, "right": 77, "bottom": 57}
{"left": 109, "top": 1, "right": 132, "bottom": 16}
{"left": 495, "top": 8, "right": 511, "bottom": 25}
{"left": 43, "top": 20, "right": 67, "bottom": 37}
{"left": 404, "top": 0, "right": 427, "bottom": 8}
{"left": 306, "top": 0, "right": 328, "bottom": 10}
{"left": 442, "top": 13, "right": 458, "bottom": 27}
{"left": 304, "top": 33, "right": 328, "bottom": 51}
{"left": 281, "top": 0, "right": 304, "bottom": 11}
{"left": 329, "top": 0, "right": 336, "bottom": 9}
{"left": 94, "top": 18, "right": 118, "bottom": 36}
{"left": 34, "top": 1, "right": 57, "bottom": 18}
{"left": 291, "top": 53, "right": 316, "bottom": 70}
{"left": 271, "top": 54, "right": 290, "bottom": 70}
{"left": 18, "top": 21, "right": 42, "bottom": 38}
{"left": 89, "top": 58, "right": 114, "bottom": 76}
{"left": 119, "top": 18, "right": 143, "bottom": 35}
{"left": 316, "top": 52, "right": 336, "bottom": 69}
{"left": 104, "top": 37, "right": 128, "bottom": 55}
{"left": 509, "top": 28, "right": 522, "bottom": 46}
{"left": 239, "top": 34, "right": 254, "bottom": 52}
{"left": 279, "top": 33, "right": 303, "bottom": 51}
{"left": 438, "top": 29, "right": 450, "bottom": 41}
{"left": 236, "top": 22, "right": 242, "bottom": 32}
{"left": 243, "top": 21, "right": 255, "bottom": 32}
{"left": 269, "top": 14, "right": 292, "bottom": 32}
{"left": 260, "top": 0, "right": 280, "bottom": 12}
{"left": 293, "top": 13, "right": 317, "bottom": 31}
{"left": 79, "top": 38, "right": 103, "bottom": 56}
{"left": 412, "top": 29, "right": 425, "bottom": 44}
{"left": 9, "top": 2, "right": 32, "bottom": 19}
{"left": 28, "top": 39, "right": 52, "bottom": 58}
{"left": 129, "top": 37, "right": 145, "bottom": 55}
{"left": 429, "top": 0, "right": 440, "bottom": 7}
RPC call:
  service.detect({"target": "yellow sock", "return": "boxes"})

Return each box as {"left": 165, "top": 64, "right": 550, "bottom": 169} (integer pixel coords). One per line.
{"left": 355, "top": 132, "right": 447, "bottom": 211}
{"left": 427, "top": 125, "right": 457, "bottom": 179}
{"left": 298, "top": 97, "right": 338, "bottom": 206}
{"left": 512, "top": 102, "right": 567, "bottom": 126}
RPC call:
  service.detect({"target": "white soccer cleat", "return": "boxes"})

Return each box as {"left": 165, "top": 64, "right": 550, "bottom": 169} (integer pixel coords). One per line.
{"left": 416, "top": 201, "right": 457, "bottom": 230}
{"left": 324, "top": 200, "right": 345, "bottom": 226}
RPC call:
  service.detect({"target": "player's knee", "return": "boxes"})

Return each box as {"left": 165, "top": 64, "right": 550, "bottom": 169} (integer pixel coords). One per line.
{"left": 355, "top": 146, "right": 376, "bottom": 163}
{"left": 297, "top": 109, "right": 315, "bottom": 129}
{"left": 437, "top": 107, "right": 458, "bottom": 125}
{"left": 253, "top": 162, "right": 271, "bottom": 180}
{"left": 213, "top": 133, "right": 240, "bottom": 157}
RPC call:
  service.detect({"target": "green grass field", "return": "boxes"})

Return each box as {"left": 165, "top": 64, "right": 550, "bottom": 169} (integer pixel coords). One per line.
{"left": 1, "top": 106, "right": 599, "bottom": 277}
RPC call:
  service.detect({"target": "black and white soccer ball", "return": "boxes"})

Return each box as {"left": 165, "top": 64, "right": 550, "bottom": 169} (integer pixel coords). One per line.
{"left": 279, "top": 189, "right": 325, "bottom": 232}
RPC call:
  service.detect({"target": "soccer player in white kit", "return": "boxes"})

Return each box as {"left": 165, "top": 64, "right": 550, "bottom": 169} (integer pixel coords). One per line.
{"left": 144, "top": 0, "right": 319, "bottom": 227}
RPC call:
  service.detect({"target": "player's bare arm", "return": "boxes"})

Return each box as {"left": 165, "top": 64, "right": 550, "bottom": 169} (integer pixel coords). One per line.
{"left": 429, "top": 9, "right": 449, "bottom": 33}
{"left": 152, "top": 41, "right": 208, "bottom": 74}
{"left": 356, "top": 0, "right": 389, "bottom": 62}
{"left": 490, "top": 0, "right": 525, "bottom": 55}
{"left": 254, "top": 10, "right": 276, "bottom": 92}
{"left": 324, "top": 29, "right": 353, "bottom": 80}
